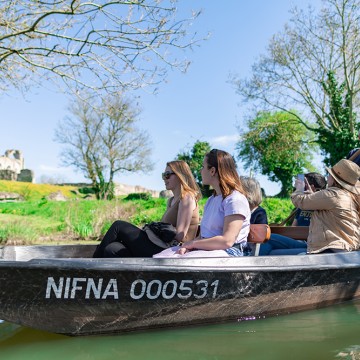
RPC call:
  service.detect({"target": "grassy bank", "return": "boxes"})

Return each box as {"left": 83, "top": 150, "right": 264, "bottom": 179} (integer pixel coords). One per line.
{"left": 0, "top": 181, "right": 294, "bottom": 245}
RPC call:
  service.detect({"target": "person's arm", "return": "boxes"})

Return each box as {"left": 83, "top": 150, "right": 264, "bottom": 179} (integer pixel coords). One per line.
{"left": 291, "top": 218, "right": 298, "bottom": 226}
{"left": 177, "top": 214, "right": 244, "bottom": 254}
{"left": 174, "top": 194, "right": 196, "bottom": 242}
{"left": 291, "top": 188, "right": 338, "bottom": 210}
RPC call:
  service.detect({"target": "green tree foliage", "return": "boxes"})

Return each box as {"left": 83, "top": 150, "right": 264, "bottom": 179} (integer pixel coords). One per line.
{"left": 55, "top": 94, "right": 153, "bottom": 200}
{"left": 237, "top": 111, "right": 317, "bottom": 197}
{"left": 233, "top": 0, "right": 360, "bottom": 165}
{"left": 319, "top": 71, "right": 359, "bottom": 166}
{"left": 177, "top": 140, "right": 211, "bottom": 195}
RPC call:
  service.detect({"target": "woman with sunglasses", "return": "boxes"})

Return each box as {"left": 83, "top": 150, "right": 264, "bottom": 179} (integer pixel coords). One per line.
{"left": 154, "top": 149, "right": 251, "bottom": 258}
{"left": 93, "top": 160, "right": 201, "bottom": 258}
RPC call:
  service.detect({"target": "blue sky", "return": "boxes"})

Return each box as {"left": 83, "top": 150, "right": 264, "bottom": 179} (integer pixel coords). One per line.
{"left": 1, "top": 0, "right": 322, "bottom": 195}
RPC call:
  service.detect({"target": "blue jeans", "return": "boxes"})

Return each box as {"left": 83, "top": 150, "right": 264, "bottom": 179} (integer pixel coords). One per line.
{"left": 259, "top": 233, "right": 307, "bottom": 256}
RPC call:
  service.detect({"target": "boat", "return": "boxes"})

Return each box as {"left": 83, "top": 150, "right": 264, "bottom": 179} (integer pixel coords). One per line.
{"left": 1, "top": 230, "right": 360, "bottom": 337}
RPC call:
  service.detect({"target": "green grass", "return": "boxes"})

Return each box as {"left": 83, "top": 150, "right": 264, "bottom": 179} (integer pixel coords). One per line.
{"left": 0, "top": 180, "right": 79, "bottom": 201}
{"left": 0, "top": 180, "right": 294, "bottom": 245}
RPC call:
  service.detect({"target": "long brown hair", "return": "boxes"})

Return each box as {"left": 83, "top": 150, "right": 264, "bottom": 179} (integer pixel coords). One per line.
{"left": 206, "top": 149, "right": 246, "bottom": 198}
{"left": 167, "top": 160, "right": 202, "bottom": 202}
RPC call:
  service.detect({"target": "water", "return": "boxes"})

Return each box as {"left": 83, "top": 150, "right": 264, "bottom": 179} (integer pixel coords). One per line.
{"left": 1, "top": 301, "right": 360, "bottom": 360}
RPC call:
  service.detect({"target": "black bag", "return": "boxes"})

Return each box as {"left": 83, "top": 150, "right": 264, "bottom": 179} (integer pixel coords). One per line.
{"left": 146, "top": 222, "right": 177, "bottom": 243}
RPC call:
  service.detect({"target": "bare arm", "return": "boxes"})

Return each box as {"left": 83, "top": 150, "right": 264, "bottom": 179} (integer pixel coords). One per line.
{"left": 174, "top": 194, "right": 196, "bottom": 242}
{"left": 177, "top": 214, "right": 244, "bottom": 254}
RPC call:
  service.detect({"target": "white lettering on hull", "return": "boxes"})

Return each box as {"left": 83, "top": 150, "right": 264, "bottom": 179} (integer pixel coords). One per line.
{"left": 45, "top": 277, "right": 220, "bottom": 300}
{"left": 45, "top": 277, "right": 119, "bottom": 299}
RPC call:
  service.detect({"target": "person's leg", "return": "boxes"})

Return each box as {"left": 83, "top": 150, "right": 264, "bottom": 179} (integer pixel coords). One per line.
{"left": 102, "top": 242, "right": 132, "bottom": 257}
{"left": 259, "top": 233, "right": 307, "bottom": 256}
{"left": 93, "top": 220, "right": 163, "bottom": 258}
{"left": 114, "top": 221, "right": 163, "bottom": 257}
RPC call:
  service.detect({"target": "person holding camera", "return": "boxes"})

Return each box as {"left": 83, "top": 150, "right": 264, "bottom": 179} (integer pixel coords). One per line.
{"left": 259, "top": 172, "right": 326, "bottom": 256}
{"left": 291, "top": 173, "right": 327, "bottom": 226}
{"left": 93, "top": 160, "right": 201, "bottom": 258}
{"left": 270, "top": 159, "right": 360, "bottom": 255}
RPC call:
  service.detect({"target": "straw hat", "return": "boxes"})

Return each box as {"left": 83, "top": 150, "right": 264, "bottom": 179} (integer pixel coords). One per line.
{"left": 326, "top": 159, "right": 360, "bottom": 194}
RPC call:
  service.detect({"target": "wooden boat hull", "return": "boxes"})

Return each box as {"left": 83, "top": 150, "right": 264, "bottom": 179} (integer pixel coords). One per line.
{"left": 0, "top": 245, "right": 360, "bottom": 336}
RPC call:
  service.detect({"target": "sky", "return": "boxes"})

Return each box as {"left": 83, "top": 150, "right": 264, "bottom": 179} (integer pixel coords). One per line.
{"left": 1, "top": 0, "right": 322, "bottom": 196}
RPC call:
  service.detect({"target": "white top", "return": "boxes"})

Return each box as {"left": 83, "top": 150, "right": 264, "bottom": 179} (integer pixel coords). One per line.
{"left": 200, "top": 190, "right": 251, "bottom": 245}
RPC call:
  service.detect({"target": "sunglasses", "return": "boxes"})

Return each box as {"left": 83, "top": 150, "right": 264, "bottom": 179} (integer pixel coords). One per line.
{"left": 162, "top": 171, "right": 175, "bottom": 180}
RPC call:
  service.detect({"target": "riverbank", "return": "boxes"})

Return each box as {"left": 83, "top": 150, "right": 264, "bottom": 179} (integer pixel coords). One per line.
{"left": 0, "top": 180, "right": 294, "bottom": 245}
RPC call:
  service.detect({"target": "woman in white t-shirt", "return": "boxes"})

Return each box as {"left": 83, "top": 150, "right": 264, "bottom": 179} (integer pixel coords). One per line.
{"left": 154, "top": 149, "right": 251, "bottom": 258}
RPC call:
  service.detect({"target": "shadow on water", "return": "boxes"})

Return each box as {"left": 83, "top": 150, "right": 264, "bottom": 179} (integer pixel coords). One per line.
{"left": 1, "top": 301, "right": 360, "bottom": 360}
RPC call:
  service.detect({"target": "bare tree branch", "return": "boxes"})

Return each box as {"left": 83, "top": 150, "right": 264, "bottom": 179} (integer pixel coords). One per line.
{"left": 0, "top": 0, "right": 204, "bottom": 96}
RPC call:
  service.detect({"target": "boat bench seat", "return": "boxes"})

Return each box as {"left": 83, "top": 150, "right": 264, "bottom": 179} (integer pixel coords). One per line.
{"left": 247, "top": 225, "right": 309, "bottom": 256}
{"left": 270, "top": 226, "right": 309, "bottom": 240}
{"left": 195, "top": 225, "right": 308, "bottom": 256}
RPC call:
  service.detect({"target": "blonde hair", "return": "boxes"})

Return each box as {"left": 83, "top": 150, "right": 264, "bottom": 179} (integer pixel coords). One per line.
{"left": 167, "top": 160, "right": 202, "bottom": 202}
{"left": 205, "top": 149, "right": 245, "bottom": 198}
{"left": 240, "top": 176, "right": 262, "bottom": 210}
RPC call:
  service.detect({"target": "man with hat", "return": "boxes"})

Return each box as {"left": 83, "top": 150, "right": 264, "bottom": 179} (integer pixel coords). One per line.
{"left": 290, "top": 159, "right": 360, "bottom": 254}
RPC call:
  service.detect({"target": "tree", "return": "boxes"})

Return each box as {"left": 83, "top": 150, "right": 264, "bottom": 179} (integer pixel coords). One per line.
{"left": 0, "top": 1, "right": 203, "bottom": 97}
{"left": 55, "top": 94, "right": 153, "bottom": 199}
{"left": 233, "top": 0, "right": 360, "bottom": 166}
{"left": 237, "top": 111, "right": 317, "bottom": 197}
{"left": 177, "top": 140, "right": 211, "bottom": 196}
{"left": 318, "top": 71, "right": 359, "bottom": 165}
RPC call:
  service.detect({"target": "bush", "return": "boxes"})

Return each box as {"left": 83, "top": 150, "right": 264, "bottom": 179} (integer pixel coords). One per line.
{"left": 124, "top": 192, "right": 152, "bottom": 201}
{"left": 78, "top": 187, "right": 96, "bottom": 195}
{"left": 262, "top": 198, "right": 294, "bottom": 224}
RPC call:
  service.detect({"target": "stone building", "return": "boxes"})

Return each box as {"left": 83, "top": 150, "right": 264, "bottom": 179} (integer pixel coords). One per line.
{"left": 0, "top": 149, "right": 34, "bottom": 182}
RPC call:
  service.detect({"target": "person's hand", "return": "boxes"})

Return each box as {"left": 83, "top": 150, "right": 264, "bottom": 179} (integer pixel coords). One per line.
{"left": 304, "top": 177, "right": 314, "bottom": 194}
{"left": 177, "top": 247, "right": 189, "bottom": 255}
{"left": 176, "top": 240, "right": 196, "bottom": 255}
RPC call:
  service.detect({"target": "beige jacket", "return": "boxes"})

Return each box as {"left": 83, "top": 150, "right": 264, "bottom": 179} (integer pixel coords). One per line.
{"left": 291, "top": 187, "right": 360, "bottom": 253}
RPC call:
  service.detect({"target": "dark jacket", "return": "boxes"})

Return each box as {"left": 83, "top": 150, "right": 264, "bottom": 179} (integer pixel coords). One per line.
{"left": 250, "top": 206, "right": 268, "bottom": 224}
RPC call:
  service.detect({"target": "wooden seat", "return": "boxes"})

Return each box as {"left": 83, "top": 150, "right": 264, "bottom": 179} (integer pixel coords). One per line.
{"left": 270, "top": 226, "right": 309, "bottom": 240}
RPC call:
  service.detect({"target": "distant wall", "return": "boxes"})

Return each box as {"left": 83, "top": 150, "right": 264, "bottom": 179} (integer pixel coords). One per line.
{"left": 114, "top": 183, "right": 159, "bottom": 198}
{"left": 61, "top": 182, "right": 160, "bottom": 197}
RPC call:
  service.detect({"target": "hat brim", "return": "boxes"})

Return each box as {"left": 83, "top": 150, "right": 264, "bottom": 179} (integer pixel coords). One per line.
{"left": 326, "top": 166, "right": 360, "bottom": 194}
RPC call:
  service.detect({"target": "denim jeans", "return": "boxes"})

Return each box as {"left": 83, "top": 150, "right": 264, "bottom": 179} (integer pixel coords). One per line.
{"left": 259, "top": 233, "right": 307, "bottom": 256}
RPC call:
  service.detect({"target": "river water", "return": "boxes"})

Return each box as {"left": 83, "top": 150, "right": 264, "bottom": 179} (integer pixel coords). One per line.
{"left": 0, "top": 301, "right": 360, "bottom": 360}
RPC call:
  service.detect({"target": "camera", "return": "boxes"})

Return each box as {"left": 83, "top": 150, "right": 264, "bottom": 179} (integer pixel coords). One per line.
{"left": 297, "top": 174, "right": 305, "bottom": 182}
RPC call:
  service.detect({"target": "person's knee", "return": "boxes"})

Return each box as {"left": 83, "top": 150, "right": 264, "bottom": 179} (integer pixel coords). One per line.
{"left": 103, "top": 242, "right": 129, "bottom": 257}
{"left": 111, "top": 220, "right": 127, "bottom": 229}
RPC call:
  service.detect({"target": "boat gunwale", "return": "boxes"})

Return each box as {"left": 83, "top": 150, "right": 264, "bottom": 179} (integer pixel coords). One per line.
{"left": 1, "top": 252, "right": 360, "bottom": 272}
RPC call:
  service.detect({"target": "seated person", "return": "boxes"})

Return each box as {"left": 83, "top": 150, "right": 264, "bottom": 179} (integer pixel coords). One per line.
{"left": 346, "top": 148, "right": 360, "bottom": 166}
{"left": 93, "top": 160, "right": 201, "bottom": 258}
{"left": 291, "top": 173, "right": 327, "bottom": 226}
{"left": 154, "top": 149, "right": 251, "bottom": 258}
{"left": 259, "top": 172, "right": 326, "bottom": 256}
{"left": 240, "top": 176, "right": 268, "bottom": 255}
{"left": 346, "top": 130, "right": 360, "bottom": 166}
{"left": 240, "top": 176, "right": 268, "bottom": 224}
{"left": 271, "top": 159, "right": 360, "bottom": 255}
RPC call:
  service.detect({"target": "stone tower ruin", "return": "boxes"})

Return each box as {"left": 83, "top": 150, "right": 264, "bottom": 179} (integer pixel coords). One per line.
{"left": 0, "top": 149, "right": 34, "bottom": 182}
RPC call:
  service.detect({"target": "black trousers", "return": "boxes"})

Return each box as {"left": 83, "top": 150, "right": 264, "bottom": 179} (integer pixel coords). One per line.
{"left": 93, "top": 220, "right": 164, "bottom": 258}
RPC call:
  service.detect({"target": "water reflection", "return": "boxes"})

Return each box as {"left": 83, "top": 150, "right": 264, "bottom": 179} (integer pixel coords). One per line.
{"left": 0, "top": 301, "right": 360, "bottom": 360}
{"left": 336, "top": 346, "right": 360, "bottom": 360}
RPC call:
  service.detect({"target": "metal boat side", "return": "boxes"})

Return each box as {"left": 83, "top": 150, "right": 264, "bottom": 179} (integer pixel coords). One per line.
{"left": 1, "top": 244, "right": 360, "bottom": 272}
